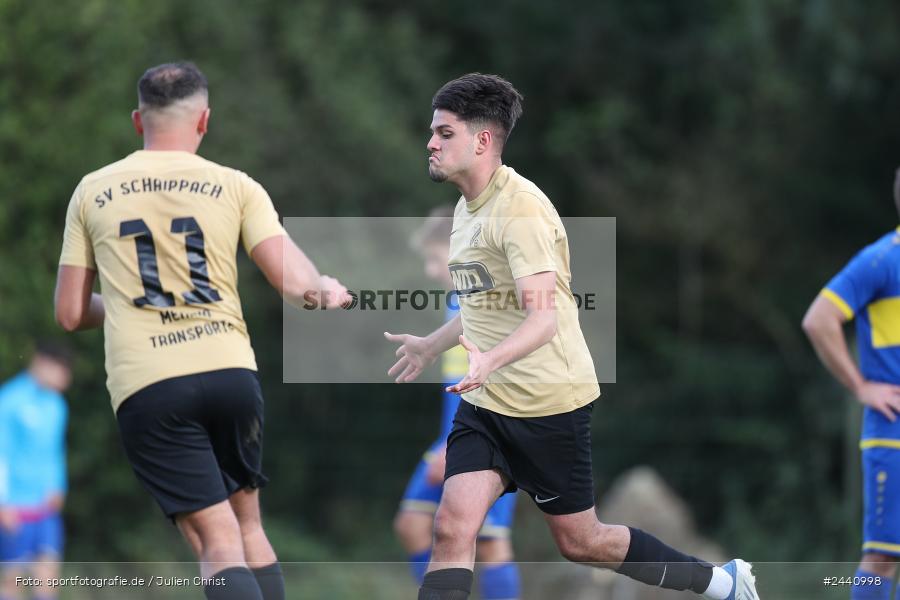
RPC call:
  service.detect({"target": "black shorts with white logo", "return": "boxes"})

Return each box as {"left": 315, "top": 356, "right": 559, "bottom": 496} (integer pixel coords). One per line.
{"left": 444, "top": 399, "right": 596, "bottom": 515}
{"left": 116, "top": 368, "right": 268, "bottom": 519}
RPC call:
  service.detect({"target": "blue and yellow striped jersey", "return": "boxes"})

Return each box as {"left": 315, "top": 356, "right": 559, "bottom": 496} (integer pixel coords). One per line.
{"left": 439, "top": 304, "right": 467, "bottom": 442}
{"left": 825, "top": 227, "right": 900, "bottom": 442}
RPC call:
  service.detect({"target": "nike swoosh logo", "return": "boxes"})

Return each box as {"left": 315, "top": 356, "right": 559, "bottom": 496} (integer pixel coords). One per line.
{"left": 534, "top": 494, "right": 560, "bottom": 504}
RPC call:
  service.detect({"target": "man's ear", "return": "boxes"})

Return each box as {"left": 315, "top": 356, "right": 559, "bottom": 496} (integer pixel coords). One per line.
{"left": 474, "top": 129, "right": 492, "bottom": 155}
{"left": 131, "top": 110, "right": 144, "bottom": 135}
{"left": 198, "top": 107, "right": 211, "bottom": 135}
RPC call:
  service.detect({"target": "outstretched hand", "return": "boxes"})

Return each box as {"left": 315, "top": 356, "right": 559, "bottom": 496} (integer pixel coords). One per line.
{"left": 384, "top": 331, "right": 436, "bottom": 383}
{"left": 446, "top": 335, "right": 493, "bottom": 395}
{"left": 303, "top": 275, "right": 353, "bottom": 309}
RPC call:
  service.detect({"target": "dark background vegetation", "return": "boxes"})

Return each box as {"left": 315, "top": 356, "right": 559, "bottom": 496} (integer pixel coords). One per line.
{"left": 2, "top": 0, "right": 898, "bottom": 567}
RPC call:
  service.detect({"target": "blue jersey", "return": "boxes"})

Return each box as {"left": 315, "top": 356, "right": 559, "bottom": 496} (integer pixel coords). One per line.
{"left": 401, "top": 305, "right": 517, "bottom": 539}
{"left": 439, "top": 304, "right": 467, "bottom": 442}
{"left": 0, "top": 372, "right": 68, "bottom": 508}
{"left": 825, "top": 228, "right": 900, "bottom": 442}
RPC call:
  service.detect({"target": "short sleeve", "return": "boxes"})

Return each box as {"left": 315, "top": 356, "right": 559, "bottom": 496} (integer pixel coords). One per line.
{"left": 240, "top": 174, "right": 287, "bottom": 255}
{"left": 498, "top": 193, "right": 559, "bottom": 279}
{"left": 59, "top": 182, "right": 96, "bottom": 269}
{"left": 823, "top": 245, "right": 889, "bottom": 319}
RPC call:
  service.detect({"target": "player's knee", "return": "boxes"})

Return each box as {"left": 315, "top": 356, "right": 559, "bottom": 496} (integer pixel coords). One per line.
{"left": 394, "top": 510, "right": 436, "bottom": 554}
{"left": 235, "top": 510, "right": 262, "bottom": 534}
{"left": 556, "top": 534, "right": 590, "bottom": 563}
{"left": 31, "top": 557, "right": 61, "bottom": 580}
{"left": 393, "top": 512, "right": 416, "bottom": 546}
{"left": 433, "top": 506, "right": 478, "bottom": 548}
{"left": 476, "top": 538, "right": 514, "bottom": 563}
{"left": 229, "top": 489, "right": 262, "bottom": 524}
{"left": 553, "top": 525, "right": 602, "bottom": 564}
{"left": 238, "top": 520, "right": 265, "bottom": 548}
{"left": 181, "top": 511, "right": 242, "bottom": 550}
{"left": 861, "top": 553, "right": 899, "bottom": 577}
{"left": 205, "top": 524, "right": 243, "bottom": 549}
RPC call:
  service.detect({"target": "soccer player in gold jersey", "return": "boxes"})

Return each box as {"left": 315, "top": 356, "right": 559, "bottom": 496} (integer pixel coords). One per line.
{"left": 54, "top": 62, "right": 350, "bottom": 600}
{"left": 385, "top": 73, "right": 760, "bottom": 600}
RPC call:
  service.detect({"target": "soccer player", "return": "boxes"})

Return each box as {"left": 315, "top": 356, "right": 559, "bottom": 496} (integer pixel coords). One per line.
{"left": 802, "top": 169, "right": 900, "bottom": 600}
{"left": 394, "top": 207, "right": 520, "bottom": 599}
{"left": 53, "top": 62, "right": 350, "bottom": 600}
{"left": 384, "top": 73, "right": 760, "bottom": 600}
{"left": 0, "top": 342, "right": 72, "bottom": 600}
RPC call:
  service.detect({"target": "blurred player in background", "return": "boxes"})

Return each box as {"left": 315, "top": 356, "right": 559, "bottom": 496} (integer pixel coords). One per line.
{"left": 393, "top": 206, "right": 520, "bottom": 599}
{"left": 802, "top": 168, "right": 900, "bottom": 600}
{"left": 0, "top": 341, "right": 72, "bottom": 600}
{"left": 53, "top": 62, "right": 350, "bottom": 600}
{"left": 386, "top": 73, "right": 760, "bottom": 600}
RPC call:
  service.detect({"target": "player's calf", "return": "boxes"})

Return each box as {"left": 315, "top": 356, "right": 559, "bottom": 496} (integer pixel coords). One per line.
{"left": 479, "top": 563, "right": 520, "bottom": 600}
{"left": 859, "top": 553, "right": 898, "bottom": 579}
{"left": 250, "top": 563, "right": 284, "bottom": 600}
{"left": 616, "top": 528, "right": 746, "bottom": 599}
{"left": 203, "top": 566, "right": 264, "bottom": 600}
{"left": 418, "top": 568, "right": 473, "bottom": 600}
{"left": 474, "top": 538, "right": 513, "bottom": 564}
{"left": 395, "top": 511, "right": 435, "bottom": 583}
{"left": 0, "top": 566, "right": 22, "bottom": 600}
{"left": 394, "top": 511, "right": 435, "bottom": 555}
{"left": 31, "top": 556, "right": 61, "bottom": 600}
{"left": 546, "top": 511, "right": 749, "bottom": 599}
{"left": 475, "top": 539, "right": 519, "bottom": 600}
{"left": 175, "top": 501, "right": 268, "bottom": 600}
{"left": 851, "top": 554, "right": 896, "bottom": 600}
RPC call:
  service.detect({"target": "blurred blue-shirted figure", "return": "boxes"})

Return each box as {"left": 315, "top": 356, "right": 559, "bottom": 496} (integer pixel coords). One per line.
{"left": 803, "top": 169, "right": 900, "bottom": 600}
{"left": 392, "top": 207, "right": 520, "bottom": 600}
{"left": 0, "top": 342, "right": 71, "bottom": 600}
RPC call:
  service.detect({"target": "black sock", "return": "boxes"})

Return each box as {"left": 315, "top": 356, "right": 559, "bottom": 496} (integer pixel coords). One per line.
{"left": 252, "top": 562, "right": 285, "bottom": 600}
{"left": 615, "top": 527, "right": 713, "bottom": 594}
{"left": 418, "top": 568, "right": 474, "bottom": 600}
{"left": 204, "top": 566, "right": 263, "bottom": 600}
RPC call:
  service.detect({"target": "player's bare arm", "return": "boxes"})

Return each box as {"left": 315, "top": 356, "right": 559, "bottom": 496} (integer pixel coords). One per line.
{"left": 251, "top": 234, "right": 351, "bottom": 309}
{"left": 803, "top": 293, "right": 900, "bottom": 421}
{"left": 54, "top": 265, "right": 105, "bottom": 332}
{"left": 447, "top": 270, "right": 557, "bottom": 394}
{"left": 384, "top": 313, "right": 463, "bottom": 383}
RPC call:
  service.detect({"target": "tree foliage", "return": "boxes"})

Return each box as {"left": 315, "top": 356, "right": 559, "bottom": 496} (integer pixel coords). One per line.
{"left": 2, "top": 0, "right": 898, "bottom": 562}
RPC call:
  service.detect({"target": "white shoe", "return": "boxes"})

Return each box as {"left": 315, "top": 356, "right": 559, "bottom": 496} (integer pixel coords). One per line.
{"left": 723, "top": 559, "right": 760, "bottom": 600}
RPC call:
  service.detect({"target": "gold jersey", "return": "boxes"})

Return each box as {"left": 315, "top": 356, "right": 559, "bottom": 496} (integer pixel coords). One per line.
{"left": 59, "top": 150, "right": 286, "bottom": 412}
{"left": 449, "top": 165, "right": 600, "bottom": 417}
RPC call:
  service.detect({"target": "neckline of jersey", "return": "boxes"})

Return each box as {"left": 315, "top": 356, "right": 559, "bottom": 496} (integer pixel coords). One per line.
{"left": 465, "top": 165, "right": 511, "bottom": 213}
{"left": 130, "top": 149, "right": 202, "bottom": 159}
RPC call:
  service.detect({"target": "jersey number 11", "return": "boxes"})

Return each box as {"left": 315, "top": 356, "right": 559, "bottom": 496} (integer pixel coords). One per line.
{"left": 120, "top": 217, "right": 222, "bottom": 308}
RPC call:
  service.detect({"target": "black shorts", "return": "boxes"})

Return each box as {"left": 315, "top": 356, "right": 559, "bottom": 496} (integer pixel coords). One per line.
{"left": 445, "top": 399, "right": 596, "bottom": 515}
{"left": 116, "top": 368, "right": 268, "bottom": 519}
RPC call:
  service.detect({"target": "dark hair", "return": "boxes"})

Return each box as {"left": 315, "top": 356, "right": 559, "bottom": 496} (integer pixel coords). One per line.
{"left": 34, "top": 339, "right": 74, "bottom": 369}
{"left": 138, "top": 62, "right": 208, "bottom": 109}
{"left": 432, "top": 73, "right": 524, "bottom": 146}
{"left": 410, "top": 205, "right": 454, "bottom": 250}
